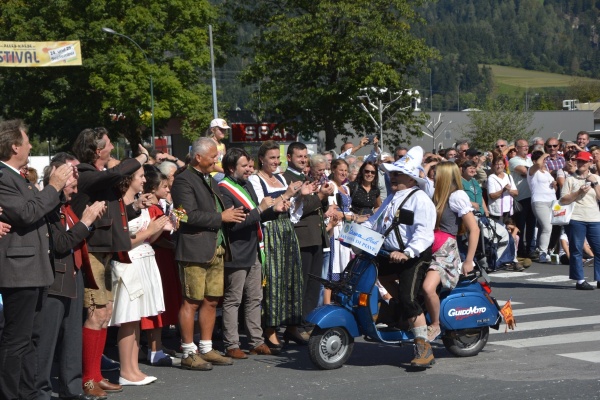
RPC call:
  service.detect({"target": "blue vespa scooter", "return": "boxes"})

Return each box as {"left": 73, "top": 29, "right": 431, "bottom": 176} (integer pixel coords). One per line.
{"left": 306, "top": 224, "right": 505, "bottom": 370}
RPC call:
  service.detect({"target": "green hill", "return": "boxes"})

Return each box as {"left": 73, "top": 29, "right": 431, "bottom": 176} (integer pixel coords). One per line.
{"left": 487, "top": 65, "right": 600, "bottom": 89}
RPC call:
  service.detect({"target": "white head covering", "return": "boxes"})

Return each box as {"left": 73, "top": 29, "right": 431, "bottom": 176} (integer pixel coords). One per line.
{"left": 210, "top": 118, "right": 230, "bottom": 129}
{"left": 380, "top": 146, "right": 427, "bottom": 190}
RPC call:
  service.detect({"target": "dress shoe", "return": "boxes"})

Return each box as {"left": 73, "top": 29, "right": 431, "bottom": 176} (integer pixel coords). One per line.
{"left": 118, "top": 376, "right": 157, "bottom": 386}
{"left": 200, "top": 349, "right": 233, "bottom": 365}
{"left": 249, "top": 343, "right": 279, "bottom": 355}
{"left": 225, "top": 347, "right": 248, "bottom": 359}
{"left": 180, "top": 352, "right": 213, "bottom": 371}
{"left": 576, "top": 281, "right": 595, "bottom": 290}
{"left": 100, "top": 354, "right": 120, "bottom": 371}
{"left": 283, "top": 330, "right": 308, "bottom": 346}
{"left": 82, "top": 381, "right": 107, "bottom": 400}
{"left": 60, "top": 394, "right": 100, "bottom": 400}
{"left": 97, "top": 378, "right": 122, "bottom": 393}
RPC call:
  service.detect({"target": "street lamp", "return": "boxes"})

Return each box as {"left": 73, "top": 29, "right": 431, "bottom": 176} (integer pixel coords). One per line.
{"left": 102, "top": 27, "right": 155, "bottom": 149}
{"left": 421, "top": 113, "right": 452, "bottom": 153}
{"left": 357, "top": 88, "right": 420, "bottom": 150}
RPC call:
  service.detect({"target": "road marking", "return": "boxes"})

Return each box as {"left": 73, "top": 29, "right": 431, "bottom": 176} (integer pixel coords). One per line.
{"left": 525, "top": 275, "right": 571, "bottom": 283}
{"left": 491, "top": 331, "right": 600, "bottom": 348}
{"left": 489, "top": 272, "right": 537, "bottom": 278}
{"left": 557, "top": 350, "right": 600, "bottom": 363}
{"left": 489, "top": 315, "right": 600, "bottom": 334}
{"left": 497, "top": 300, "right": 524, "bottom": 306}
{"left": 512, "top": 306, "right": 578, "bottom": 317}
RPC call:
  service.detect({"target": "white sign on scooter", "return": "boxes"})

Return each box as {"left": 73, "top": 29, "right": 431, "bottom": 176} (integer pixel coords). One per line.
{"left": 338, "top": 222, "right": 385, "bottom": 256}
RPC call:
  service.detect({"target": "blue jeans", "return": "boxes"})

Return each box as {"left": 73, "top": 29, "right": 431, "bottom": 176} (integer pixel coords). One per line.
{"left": 566, "top": 220, "right": 600, "bottom": 282}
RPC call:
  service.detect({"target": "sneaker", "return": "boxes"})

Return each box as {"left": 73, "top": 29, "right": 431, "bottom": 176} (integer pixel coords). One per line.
{"left": 504, "top": 262, "right": 525, "bottom": 272}
{"left": 575, "top": 281, "right": 595, "bottom": 290}
{"left": 538, "top": 252, "right": 548, "bottom": 263}
{"left": 584, "top": 258, "right": 594, "bottom": 267}
{"left": 517, "top": 257, "right": 532, "bottom": 268}
{"left": 410, "top": 338, "right": 435, "bottom": 368}
{"left": 528, "top": 251, "right": 539, "bottom": 261}
{"left": 151, "top": 354, "right": 173, "bottom": 366}
{"left": 200, "top": 349, "right": 233, "bottom": 366}
{"left": 426, "top": 325, "right": 441, "bottom": 342}
{"left": 180, "top": 352, "right": 213, "bottom": 371}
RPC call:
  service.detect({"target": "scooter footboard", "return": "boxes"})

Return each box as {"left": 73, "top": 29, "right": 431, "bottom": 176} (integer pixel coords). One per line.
{"left": 440, "top": 292, "right": 502, "bottom": 330}
{"left": 306, "top": 305, "right": 361, "bottom": 338}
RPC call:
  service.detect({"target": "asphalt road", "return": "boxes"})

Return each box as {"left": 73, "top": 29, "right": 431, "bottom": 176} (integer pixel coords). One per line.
{"left": 63, "top": 261, "right": 600, "bottom": 400}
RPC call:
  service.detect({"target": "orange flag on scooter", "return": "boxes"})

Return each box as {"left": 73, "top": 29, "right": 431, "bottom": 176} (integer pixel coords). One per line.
{"left": 500, "top": 299, "right": 516, "bottom": 332}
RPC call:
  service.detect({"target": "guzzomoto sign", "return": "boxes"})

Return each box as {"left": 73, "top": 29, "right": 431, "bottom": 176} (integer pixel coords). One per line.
{"left": 0, "top": 41, "right": 82, "bottom": 67}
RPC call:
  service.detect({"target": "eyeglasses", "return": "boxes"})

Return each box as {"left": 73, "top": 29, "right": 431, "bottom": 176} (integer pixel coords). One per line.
{"left": 546, "top": 144, "right": 559, "bottom": 148}
{"left": 496, "top": 144, "right": 506, "bottom": 148}
{"left": 363, "top": 170, "right": 376, "bottom": 175}
{"left": 569, "top": 158, "right": 577, "bottom": 161}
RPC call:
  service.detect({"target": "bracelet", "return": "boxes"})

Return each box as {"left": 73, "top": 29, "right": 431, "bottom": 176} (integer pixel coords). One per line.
{"left": 141, "top": 153, "right": 149, "bottom": 163}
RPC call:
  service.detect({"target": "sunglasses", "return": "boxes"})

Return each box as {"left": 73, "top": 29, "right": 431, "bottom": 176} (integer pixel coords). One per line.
{"left": 546, "top": 144, "right": 559, "bottom": 148}
{"left": 569, "top": 158, "right": 577, "bottom": 161}
{"left": 363, "top": 170, "right": 376, "bottom": 175}
{"left": 496, "top": 145, "right": 506, "bottom": 148}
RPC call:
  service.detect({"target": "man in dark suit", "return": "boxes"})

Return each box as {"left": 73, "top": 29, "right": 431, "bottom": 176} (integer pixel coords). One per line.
{"left": 282, "top": 142, "right": 333, "bottom": 326}
{"left": 171, "top": 137, "right": 246, "bottom": 370}
{"left": 218, "top": 148, "right": 289, "bottom": 358}
{"left": 0, "top": 119, "right": 74, "bottom": 400}
{"left": 34, "top": 160, "right": 107, "bottom": 400}
{"left": 71, "top": 127, "right": 150, "bottom": 396}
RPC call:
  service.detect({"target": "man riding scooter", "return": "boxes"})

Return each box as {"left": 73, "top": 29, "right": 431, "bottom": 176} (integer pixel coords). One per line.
{"left": 363, "top": 146, "right": 437, "bottom": 368}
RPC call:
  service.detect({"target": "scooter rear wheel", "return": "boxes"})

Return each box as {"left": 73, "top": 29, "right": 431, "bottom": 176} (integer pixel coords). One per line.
{"left": 442, "top": 327, "right": 489, "bottom": 357}
{"left": 308, "top": 327, "right": 354, "bottom": 370}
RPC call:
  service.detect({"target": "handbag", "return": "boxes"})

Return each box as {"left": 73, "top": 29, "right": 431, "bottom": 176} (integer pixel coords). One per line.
{"left": 550, "top": 199, "right": 574, "bottom": 225}
{"left": 508, "top": 175, "right": 522, "bottom": 213}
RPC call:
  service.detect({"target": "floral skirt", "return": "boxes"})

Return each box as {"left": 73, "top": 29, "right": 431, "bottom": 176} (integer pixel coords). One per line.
{"left": 428, "top": 237, "right": 461, "bottom": 290}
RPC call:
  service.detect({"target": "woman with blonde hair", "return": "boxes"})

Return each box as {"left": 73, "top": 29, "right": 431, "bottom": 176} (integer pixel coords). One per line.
{"left": 422, "top": 162, "right": 480, "bottom": 342}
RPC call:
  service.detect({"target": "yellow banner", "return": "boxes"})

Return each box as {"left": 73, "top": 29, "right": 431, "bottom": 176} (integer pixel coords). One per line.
{"left": 0, "top": 41, "right": 82, "bottom": 67}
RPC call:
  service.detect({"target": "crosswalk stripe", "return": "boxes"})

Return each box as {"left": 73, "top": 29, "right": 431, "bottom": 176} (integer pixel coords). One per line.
{"left": 497, "top": 300, "right": 524, "bottom": 306}
{"left": 491, "top": 331, "right": 600, "bottom": 348}
{"left": 512, "top": 306, "right": 578, "bottom": 317}
{"left": 489, "top": 315, "right": 600, "bottom": 335}
{"left": 525, "top": 275, "right": 571, "bottom": 283}
{"left": 557, "top": 350, "right": 600, "bottom": 363}
{"left": 489, "top": 272, "right": 537, "bottom": 278}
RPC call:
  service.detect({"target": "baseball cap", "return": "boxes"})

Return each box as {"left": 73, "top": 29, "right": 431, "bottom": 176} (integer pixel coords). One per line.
{"left": 210, "top": 118, "right": 230, "bottom": 129}
{"left": 575, "top": 151, "right": 593, "bottom": 162}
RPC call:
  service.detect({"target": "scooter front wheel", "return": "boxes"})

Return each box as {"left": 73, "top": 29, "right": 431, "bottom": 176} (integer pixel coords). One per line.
{"left": 308, "top": 326, "right": 354, "bottom": 370}
{"left": 442, "top": 327, "right": 489, "bottom": 357}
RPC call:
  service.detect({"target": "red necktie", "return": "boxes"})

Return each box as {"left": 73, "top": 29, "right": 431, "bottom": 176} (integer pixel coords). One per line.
{"left": 61, "top": 204, "right": 90, "bottom": 270}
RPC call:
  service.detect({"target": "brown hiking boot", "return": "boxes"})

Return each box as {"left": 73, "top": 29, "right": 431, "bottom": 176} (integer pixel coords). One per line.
{"left": 180, "top": 352, "right": 213, "bottom": 371}
{"left": 410, "top": 338, "right": 435, "bottom": 368}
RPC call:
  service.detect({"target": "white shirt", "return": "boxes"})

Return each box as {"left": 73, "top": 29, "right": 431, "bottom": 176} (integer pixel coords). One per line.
{"left": 363, "top": 188, "right": 435, "bottom": 257}
{"left": 487, "top": 173, "right": 517, "bottom": 216}
{"left": 509, "top": 156, "right": 533, "bottom": 200}
{"left": 527, "top": 169, "right": 556, "bottom": 203}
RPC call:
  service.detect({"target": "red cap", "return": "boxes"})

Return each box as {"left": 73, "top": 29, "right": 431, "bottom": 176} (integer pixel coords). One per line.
{"left": 575, "top": 151, "right": 593, "bottom": 162}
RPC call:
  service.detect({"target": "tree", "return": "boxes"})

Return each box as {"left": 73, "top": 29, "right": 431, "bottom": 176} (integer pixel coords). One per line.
{"left": 230, "top": 0, "right": 437, "bottom": 150}
{"left": 568, "top": 78, "right": 600, "bottom": 103}
{"left": 461, "top": 98, "right": 539, "bottom": 151}
{"left": 0, "top": 0, "right": 221, "bottom": 150}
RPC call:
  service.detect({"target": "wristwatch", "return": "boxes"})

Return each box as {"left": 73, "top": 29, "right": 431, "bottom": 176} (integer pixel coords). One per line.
{"left": 403, "top": 249, "right": 413, "bottom": 259}
{"left": 591, "top": 181, "right": 598, "bottom": 188}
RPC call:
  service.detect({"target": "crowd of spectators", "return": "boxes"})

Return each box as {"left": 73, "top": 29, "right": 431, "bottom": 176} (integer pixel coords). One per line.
{"left": 1, "top": 119, "right": 599, "bottom": 399}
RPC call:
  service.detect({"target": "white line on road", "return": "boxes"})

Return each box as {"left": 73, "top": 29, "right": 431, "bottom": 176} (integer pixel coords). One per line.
{"left": 497, "top": 300, "right": 524, "bottom": 306}
{"left": 489, "top": 315, "right": 600, "bottom": 334}
{"left": 557, "top": 350, "right": 600, "bottom": 363}
{"left": 512, "top": 306, "right": 579, "bottom": 317}
{"left": 489, "top": 272, "right": 537, "bottom": 278}
{"left": 525, "top": 275, "right": 571, "bottom": 283}
{"left": 490, "top": 331, "right": 600, "bottom": 348}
